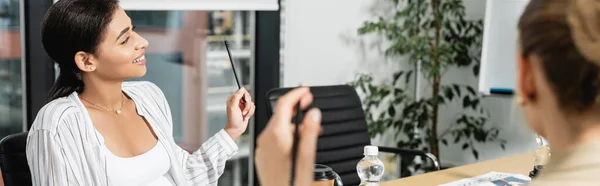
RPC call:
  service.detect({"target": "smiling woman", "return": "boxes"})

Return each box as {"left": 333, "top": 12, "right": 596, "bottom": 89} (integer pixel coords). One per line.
{"left": 25, "top": 0, "right": 256, "bottom": 186}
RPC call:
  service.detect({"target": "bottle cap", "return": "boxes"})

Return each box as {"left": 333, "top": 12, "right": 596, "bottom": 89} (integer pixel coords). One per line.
{"left": 364, "top": 146, "right": 378, "bottom": 156}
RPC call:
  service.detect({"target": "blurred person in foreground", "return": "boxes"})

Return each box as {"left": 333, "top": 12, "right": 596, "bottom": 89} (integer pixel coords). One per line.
{"left": 516, "top": 0, "right": 600, "bottom": 185}
{"left": 255, "top": 87, "right": 322, "bottom": 186}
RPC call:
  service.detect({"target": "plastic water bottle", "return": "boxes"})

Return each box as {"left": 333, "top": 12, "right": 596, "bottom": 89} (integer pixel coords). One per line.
{"left": 530, "top": 135, "right": 551, "bottom": 178}
{"left": 356, "top": 146, "right": 384, "bottom": 186}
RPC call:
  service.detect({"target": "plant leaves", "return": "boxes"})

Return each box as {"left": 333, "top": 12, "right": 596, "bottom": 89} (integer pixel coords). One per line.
{"left": 444, "top": 87, "right": 455, "bottom": 100}
{"left": 473, "top": 63, "right": 480, "bottom": 76}
{"left": 471, "top": 99, "right": 480, "bottom": 110}
{"left": 393, "top": 71, "right": 404, "bottom": 85}
{"left": 453, "top": 84, "right": 461, "bottom": 97}
{"left": 501, "top": 143, "right": 506, "bottom": 150}
{"left": 467, "top": 86, "right": 476, "bottom": 95}
{"left": 403, "top": 123, "right": 414, "bottom": 134}
{"left": 437, "top": 96, "right": 445, "bottom": 104}
{"left": 403, "top": 103, "right": 417, "bottom": 116}
{"left": 385, "top": 119, "right": 393, "bottom": 128}
{"left": 397, "top": 141, "right": 410, "bottom": 148}
{"left": 454, "top": 132, "right": 462, "bottom": 143}
{"left": 395, "top": 88, "right": 405, "bottom": 96}
{"left": 369, "top": 85, "right": 377, "bottom": 95}
{"left": 474, "top": 129, "right": 487, "bottom": 142}
{"left": 381, "top": 87, "right": 391, "bottom": 96}
{"left": 462, "top": 143, "right": 469, "bottom": 150}
{"left": 378, "top": 112, "right": 385, "bottom": 120}
{"left": 462, "top": 96, "right": 471, "bottom": 109}
{"left": 388, "top": 105, "right": 396, "bottom": 117}
{"left": 472, "top": 149, "right": 479, "bottom": 159}
{"left": 405, "top": 70, "right": 414, "bottom": 84}
{"left": 456, "top": 115, "right": 467, "bottom": 124}
{"left": 464, "top": 130, "right": 471, "bottom": 138}
{"left": 352, "top": 0, "right": 496, "bottom": 161}
{"left": 418, "top": 111, "right": 429, "bottom": 125}
{"left": 360, "top": 83, "right": 367, "bottom": 93}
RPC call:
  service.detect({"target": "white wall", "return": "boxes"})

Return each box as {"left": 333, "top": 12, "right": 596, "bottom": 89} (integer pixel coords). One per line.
{"left": 282, "top": 0, "right": 407, "bottom": 87}
{"left": 282, "top": 0, "right": 537, "bottom": 167}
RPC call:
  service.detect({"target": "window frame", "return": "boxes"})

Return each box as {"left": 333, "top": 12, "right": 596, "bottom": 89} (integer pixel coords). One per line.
{"left": 23, "top": 0, "right": 54, "bottom": 130}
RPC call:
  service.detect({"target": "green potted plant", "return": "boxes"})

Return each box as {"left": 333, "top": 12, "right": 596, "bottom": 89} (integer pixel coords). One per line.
{"left": 350, "top": 0, "right": 506, "bottom": 176}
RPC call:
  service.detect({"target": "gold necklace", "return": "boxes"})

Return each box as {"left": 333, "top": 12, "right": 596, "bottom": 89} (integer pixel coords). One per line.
{"left": 80, "top": 94, "right": 124, "bottom": 115}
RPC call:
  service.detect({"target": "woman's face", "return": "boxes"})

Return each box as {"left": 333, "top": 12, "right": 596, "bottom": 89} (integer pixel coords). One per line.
{"left": 81, "top": 7, "right": 149, "bottom": 81}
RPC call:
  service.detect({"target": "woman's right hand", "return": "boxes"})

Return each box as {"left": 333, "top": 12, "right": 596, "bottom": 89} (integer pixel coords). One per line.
{"left": 255, "top": 87, "right": 322, "bottom": 186}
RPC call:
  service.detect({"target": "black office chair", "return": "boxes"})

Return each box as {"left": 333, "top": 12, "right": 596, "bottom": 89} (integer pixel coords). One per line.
{"left": 0, "top": 132, "right": 32, "bottom": 186}
{"left": 266, "top": 85, "right": 440, "bottom": 185}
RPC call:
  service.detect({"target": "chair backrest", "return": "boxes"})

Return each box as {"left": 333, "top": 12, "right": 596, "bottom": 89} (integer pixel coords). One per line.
{"left": 0, "top": 132, "right": 32, "bottom": 186}
{"left": 266, "top": 85, "right": 370, "bottom": 185}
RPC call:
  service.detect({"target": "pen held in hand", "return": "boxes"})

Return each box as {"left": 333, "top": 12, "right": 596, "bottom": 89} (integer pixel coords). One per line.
{"left": 291, "top": 84, "right": 303, "bottom": 186}
{"left": 224, "top": 41, "right": 246, "bottom": 105}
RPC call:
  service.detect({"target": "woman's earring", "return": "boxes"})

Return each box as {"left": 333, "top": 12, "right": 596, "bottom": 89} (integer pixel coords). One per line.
{"left": 90, "top": 66, "right": 95, "bottom": 71}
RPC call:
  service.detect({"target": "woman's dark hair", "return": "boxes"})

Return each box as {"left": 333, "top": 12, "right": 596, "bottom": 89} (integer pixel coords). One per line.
{"left": 518, "top": 0, "right": 600, "bottom": 112}
{"left": 42, "top": 0, "right": 119, "bottom": 100}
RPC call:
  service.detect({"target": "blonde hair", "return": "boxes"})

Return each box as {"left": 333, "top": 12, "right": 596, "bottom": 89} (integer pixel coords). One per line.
{"left": 568, "top": 0, "right": 600, "bottom": 66}
{"left": 518, "top": 0, "right": 600, "bottom": 112}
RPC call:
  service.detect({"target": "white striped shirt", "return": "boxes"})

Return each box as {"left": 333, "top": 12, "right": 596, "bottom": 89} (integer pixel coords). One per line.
{"left": 26, "top": 81, "right": 238, "bottom": 186}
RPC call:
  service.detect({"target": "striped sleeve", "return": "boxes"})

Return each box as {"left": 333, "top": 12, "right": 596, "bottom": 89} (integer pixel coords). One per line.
{"left": 180, "top": 129, "right": 239, "bottom": 186}
{"left": 26, "top": 130, "right": 72, "bottom": 186}
{"left": 26, "top": 99, "right": 80, "bottom": 186}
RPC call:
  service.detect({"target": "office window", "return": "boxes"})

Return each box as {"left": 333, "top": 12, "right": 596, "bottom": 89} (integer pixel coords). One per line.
{"left": 0, "top": 59, "right": 22, "bottom": 135}
{"left": 128, "top": 11, "right": 184, "bottom": 29}
{"left": 0, "top": 0, "right": 19, "bottom": 28}
{"left": 279, "top": 0, "right": 286, "bottom": 86}
{"left": 125, "top": 10, "right": 253, "bottom": 141}
{"left": 126, "top": 10, "right": 253, "bottom": 186}
{"left": 0, "top": 0, "right": 22, "bottom": 137}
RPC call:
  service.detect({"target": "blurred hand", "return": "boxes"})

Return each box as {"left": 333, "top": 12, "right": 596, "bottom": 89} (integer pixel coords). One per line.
{"left": 255, "top": 87, "right": 322, "bottom": 186}
{"left": 225, "top": 88, "right": 256, "bottom": 140}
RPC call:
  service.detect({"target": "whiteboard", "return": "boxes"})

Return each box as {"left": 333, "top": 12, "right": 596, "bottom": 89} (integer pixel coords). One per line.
{"left": 478, "top": 0, "right": 529, "bottom": 95}
{"left": 54, "top": 0, "right": 279, "bottom": 10}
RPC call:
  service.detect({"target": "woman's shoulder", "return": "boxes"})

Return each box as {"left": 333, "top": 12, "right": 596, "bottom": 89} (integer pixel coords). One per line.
{"left": 122, "top": 81, "right": 173, "bottom": 131}
{"left": 122, "top": 81, "right": 170, "bottom": 115}
{"left": 29, "top": 95, "right": 82, "bottom": 133}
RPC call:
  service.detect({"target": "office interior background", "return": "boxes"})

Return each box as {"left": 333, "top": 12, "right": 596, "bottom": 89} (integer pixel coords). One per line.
{"left": 0, "top": 0, "right": 537, "bottom": 185}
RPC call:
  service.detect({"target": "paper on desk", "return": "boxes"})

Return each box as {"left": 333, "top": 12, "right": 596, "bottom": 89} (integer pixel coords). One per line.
{"left": 438, "top": 172, "right": 531, "bottom": 186}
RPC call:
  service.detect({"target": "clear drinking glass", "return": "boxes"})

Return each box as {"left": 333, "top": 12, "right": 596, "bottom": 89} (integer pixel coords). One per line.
{"left": 530, "top": 134, "right": 550, "bottom": 178}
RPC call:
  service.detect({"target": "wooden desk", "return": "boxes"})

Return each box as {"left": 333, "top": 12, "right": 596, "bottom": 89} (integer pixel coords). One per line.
{"left": 382, "top": 152, "right": 534, "bottom": 186}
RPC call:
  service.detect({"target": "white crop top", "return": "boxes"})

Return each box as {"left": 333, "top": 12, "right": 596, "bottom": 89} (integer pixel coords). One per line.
{"left": 103, "top": 140, "right": 174, "bottom": 186}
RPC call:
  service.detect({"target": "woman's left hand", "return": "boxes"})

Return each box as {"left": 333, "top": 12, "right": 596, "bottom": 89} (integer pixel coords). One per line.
{"left": 225, "top": 88, "right": 256, "bottom": 140}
